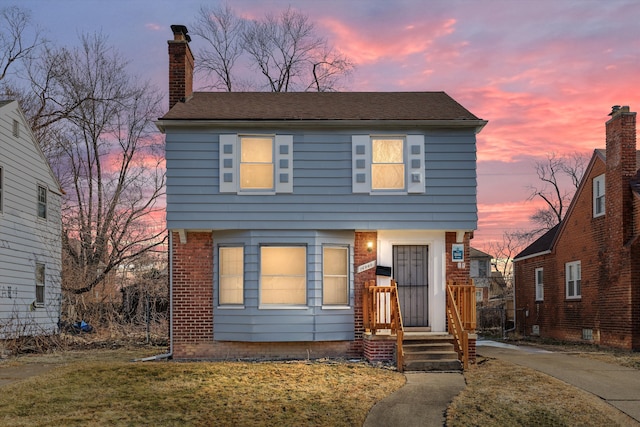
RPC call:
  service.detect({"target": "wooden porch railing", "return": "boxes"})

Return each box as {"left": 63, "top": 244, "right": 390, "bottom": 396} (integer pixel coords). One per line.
{"left": 363, "top": 280, "right": 404, "bottom": 372}
{"left": 446, "top": 280, "right": 476, "bottom": 369}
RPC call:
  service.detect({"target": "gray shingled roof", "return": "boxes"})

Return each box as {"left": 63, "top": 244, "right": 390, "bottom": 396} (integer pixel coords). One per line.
{"left": 513, "top": 224, "right": 561, "bottom": 261}
{"left": 161, "top": 91, "right": 483, "bottom": 121}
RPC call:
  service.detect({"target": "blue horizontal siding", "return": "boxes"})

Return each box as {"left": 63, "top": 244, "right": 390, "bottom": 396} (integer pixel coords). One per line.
{"left": 212, "top": 230, "right": 355, "bottom": 342}
{"left": 165, "top": 127, "right": 477, "bottom": 231}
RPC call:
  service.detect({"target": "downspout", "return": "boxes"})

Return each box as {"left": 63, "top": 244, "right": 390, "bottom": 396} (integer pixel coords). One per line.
{"left": 134, "top": 231, "right": 173, "bottom": 362}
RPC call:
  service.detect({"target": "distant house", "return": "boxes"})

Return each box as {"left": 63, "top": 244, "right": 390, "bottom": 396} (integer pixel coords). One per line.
{"left": 470, "top": 247, "right": 507, "bottom": 303}
{"left": 157, "top": 25, "right": 486, "bottom": 363}
{"left": 514, "top": 106, "right": 640, "bottom": 350}
{"left": 0, "top": 100, "right": 63, "bottom": 338}
{"left": 470, "top": 247, "right": 491, "bottom": 302}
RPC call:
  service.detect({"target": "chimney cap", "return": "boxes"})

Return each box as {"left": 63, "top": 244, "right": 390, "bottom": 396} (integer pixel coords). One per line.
{"left": 170, "top": 24, "right": 191, "bottom": 43}
{"left": 609, "top": 105, "right": 630, "bottom": 116}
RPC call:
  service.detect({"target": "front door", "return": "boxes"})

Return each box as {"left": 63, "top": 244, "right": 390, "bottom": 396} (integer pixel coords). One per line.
{"left": 393, "top": 245, "right": 429, "bottom": 327}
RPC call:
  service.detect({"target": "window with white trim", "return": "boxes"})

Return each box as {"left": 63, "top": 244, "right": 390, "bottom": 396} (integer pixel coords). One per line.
{"left": 219, "top": 134, "right": 293, "bottom": 194}
{"left": 372, "top": 138, "right": 404, "bottom": 190}
{"left": 535, "top": 267, "right": 544, "bottom": 301}
{"left": 240, "top": 136, "right": 274, "bottom": 190}
{"left": 37, "top": 185, "right": 47, "bottom": 219}
{"left": 219, "top": 247, "right": 244, "bottom": 305}
{"left": 35, "top": 263, "right": 45, "bottom": 306}
{"left": 260, "top": 246, "right": 306, "bottom": 306}
{"left": 323, "top": 246, "right": 349, "bottom": 305}
{"left": 352, "top": 135, "right": 425, "bottom": 194}
{"left": 593, "top": 174, "right": 605, "bottom": 217}
{"left": 12, "top": 119, "right": 19, "bottom": 138}
{"left": 565, "top": 261, "right": 581, "bottom": 299}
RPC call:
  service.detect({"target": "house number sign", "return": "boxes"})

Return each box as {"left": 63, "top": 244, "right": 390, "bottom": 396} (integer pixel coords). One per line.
{"left": 357, "top": 260, "right": 376, "bottom": 273}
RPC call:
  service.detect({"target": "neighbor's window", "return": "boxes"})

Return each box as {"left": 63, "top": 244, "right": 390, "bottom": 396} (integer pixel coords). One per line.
{"left": 35, "top": 263, "right": 45, "bottom": 305}
{"left": 565, "top": 261, "right": 581, "bottom": 299}
{"left": 260, "top": 246, "right": 306, "bottom": 305}
{"left": 240, "top": 136, "right": 274, "bottom": 190}
{"left": 219, "top": 247, "right": 244, "bottom": 305}
{"left": 593, "top": 174, "right": 605, "bottom": 217}
{"left": 12, "top": 119, "right": 19, "bottom": 138}
{"left": 535, "top": 267, "right": 544, "bottom": 301}
{"left": 37, "top": 185, "right": 47, "bottom": 219}
{"left": 323, "top": 246, "right": 349, "bottom": 305}
{"left": 371, "top": 138, "right": 405, "bottom": 190}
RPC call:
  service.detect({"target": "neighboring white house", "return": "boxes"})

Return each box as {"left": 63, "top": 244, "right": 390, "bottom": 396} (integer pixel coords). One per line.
{"left": 0, "top": 100, "right": 63, "bottom": 338}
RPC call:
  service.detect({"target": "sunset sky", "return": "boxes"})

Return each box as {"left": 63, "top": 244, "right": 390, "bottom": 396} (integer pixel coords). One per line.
{"left": 14, "top": 0, "right": 640, "bottom": 250}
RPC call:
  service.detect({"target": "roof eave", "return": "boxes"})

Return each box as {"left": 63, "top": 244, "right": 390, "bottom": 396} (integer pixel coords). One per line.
{"left": 156, "top": 118, "right": 488, "bottom": 133}
{"left": 513, "top": 250, "right": 552, "bottom": 262}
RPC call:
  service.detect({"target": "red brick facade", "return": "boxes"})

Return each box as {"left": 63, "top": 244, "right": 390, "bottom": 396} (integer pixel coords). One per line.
{"left": 514, "top": 107, "right": 640, "bottom": 350}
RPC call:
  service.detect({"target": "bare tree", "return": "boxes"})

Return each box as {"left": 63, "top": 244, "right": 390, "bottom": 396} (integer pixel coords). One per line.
{"left": 4, "top": 31, "right": 166, "bottom": 297}
{"left": 483, "top": 230, "right": 536, "bottom": 288}
{"left": 191, "top": 3, "right": 245, "bottom": 91}
{"left": 53, "top": 33, "right": 166, "bottom": 295}
{"left": 191, "top": 5, "right": 354, "bottom": 92}
{"left": 526, "top": 152, "right": 588, "bottom": 233}
{"left": 0, "top": 5, "right": 44, "bottom": 82}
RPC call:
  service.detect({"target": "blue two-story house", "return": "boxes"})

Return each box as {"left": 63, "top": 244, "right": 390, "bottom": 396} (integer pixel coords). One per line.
{"left": 157, "top": 25, "right": 486, "bottom": 362}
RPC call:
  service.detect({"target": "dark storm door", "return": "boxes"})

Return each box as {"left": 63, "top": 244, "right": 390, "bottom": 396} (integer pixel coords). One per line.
{"left": 393, "top": 245, "right": 429, "bottom": 327}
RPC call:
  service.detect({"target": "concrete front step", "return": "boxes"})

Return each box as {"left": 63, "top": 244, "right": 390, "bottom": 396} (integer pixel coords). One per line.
{"left": 404, "top": 350, "right": 459, "bottom": 361}
{"left": 403, "top": 342, "right": 456, "bottom": 352}
{"left": 403, "top": 359, "right": 463, "bottom": 372}
{"left": 401, "top": 333, "right": 462, "bottom": 371}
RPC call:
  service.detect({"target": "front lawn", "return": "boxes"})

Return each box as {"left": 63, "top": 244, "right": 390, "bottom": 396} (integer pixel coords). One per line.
{"left": 0, "top": 349, "right": 405, "bottom": 427}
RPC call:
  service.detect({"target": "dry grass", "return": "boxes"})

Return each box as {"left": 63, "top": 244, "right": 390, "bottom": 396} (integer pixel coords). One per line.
{"left": 0, "top": 348, "right": 405, "bottom": 427}
{"left": 446, "top": 356, "right": 636, "bottom": 426}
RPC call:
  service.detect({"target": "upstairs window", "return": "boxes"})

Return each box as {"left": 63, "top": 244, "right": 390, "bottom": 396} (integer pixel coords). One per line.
{"left": 593, "top": 174, "right": 605, "bottom": 217}
{"left": 260, "top": 246, "right": 306, "bottom": 306}
{"left": 37, "top": 185, "right": 47, "bottom": 219}
{"left": 372, "top": 138, "right": 404, "bottom": 190}
{"left": 352, "top": 135, "right": 425, "bottom": 194}
{"left": 565, "top": 261, "right": 581, "bottom": 299}
{"left": 35, "top": 263, "right": 45, "bottom": 306}
{"left": 219, "top": 134, "right": 293, "bottom": 194}
{"left": 535, "top": 267, "right": 544, "bottom": 301}
{"left": 323, "top": 246, "right": 349, "bottom": 306}
{"left": 219, "top": 247, "right": 244, "bottom": 305}
{"left": 12, "top": 119, "right": 19, "bottom": 138}
{"left": 240, "top": 136, "right": 274, "bottom": 190}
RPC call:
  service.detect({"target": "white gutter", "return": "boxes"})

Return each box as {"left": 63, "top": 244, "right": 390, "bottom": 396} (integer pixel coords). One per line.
{"left": 512, "top": 250, "right": 551, "bottom": 263}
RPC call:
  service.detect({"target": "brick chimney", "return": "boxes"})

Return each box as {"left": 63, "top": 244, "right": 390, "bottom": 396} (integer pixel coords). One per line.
{"left": 168, "top": 25, "right": 194, "bottom": 110}
{"left": 605, "top": 105, "right": 637, "bottom": 246}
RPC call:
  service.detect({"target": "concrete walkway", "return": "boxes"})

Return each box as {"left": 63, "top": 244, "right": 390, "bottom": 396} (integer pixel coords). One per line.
{"left": 363, "top": 372, "right": 465, "bottom": 427}
{"left": 478, "top": 340, "right": 640, "bottom": 424}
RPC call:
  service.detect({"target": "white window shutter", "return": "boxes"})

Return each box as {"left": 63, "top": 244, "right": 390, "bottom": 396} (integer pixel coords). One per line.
{"left": 352, "top": 135, "right": 370, "bottom": 193}
{"left": 407, "top": 134, "right": 425, "bottom": 194}
{"left": 219, "top": 134, "right": 237, "bottom": 193}
{"left": 275, "top": 135, "right": 293, "bottom": 193}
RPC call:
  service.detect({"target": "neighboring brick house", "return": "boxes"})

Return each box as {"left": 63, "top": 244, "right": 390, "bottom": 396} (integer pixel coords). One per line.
{"left": 514, "top": 106, "right": 640, "bottom": 350}
{"left": 0, "top": 100, "right": 63, "bottom": 338}
{"left": 157, "top": 25, "right": 487, "bottom": 361}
